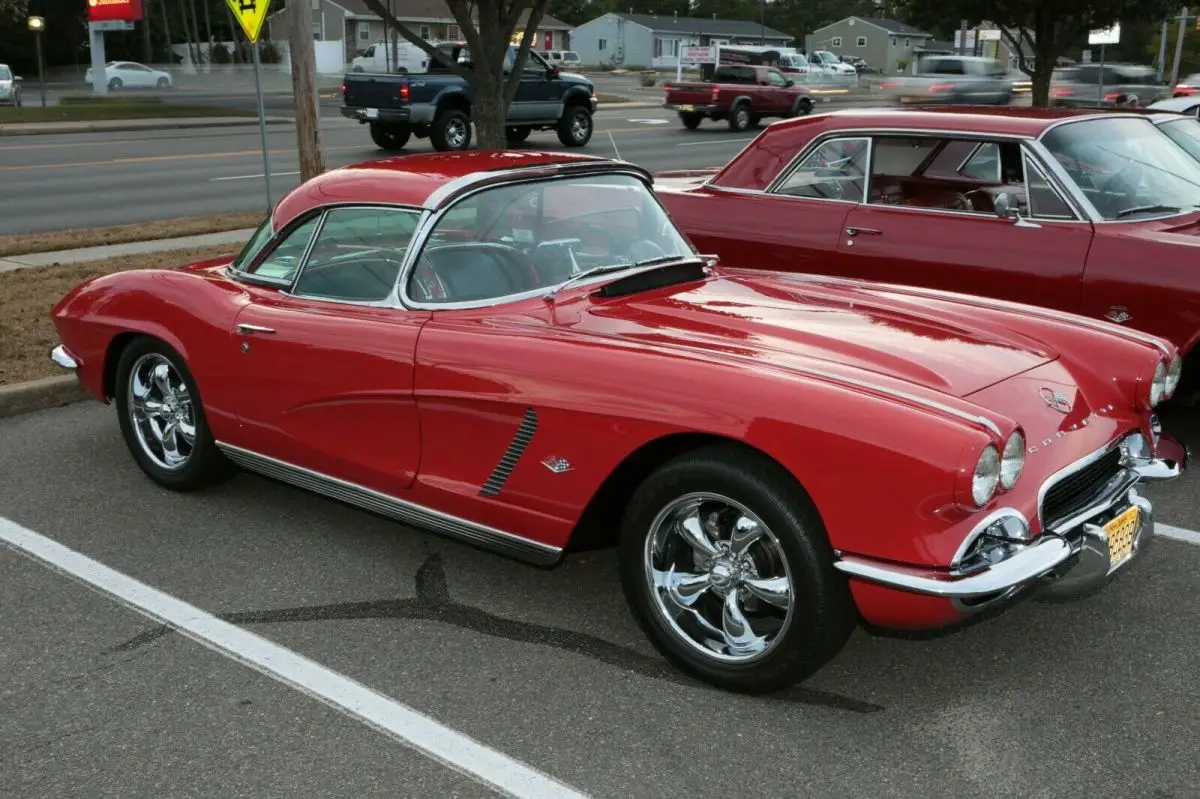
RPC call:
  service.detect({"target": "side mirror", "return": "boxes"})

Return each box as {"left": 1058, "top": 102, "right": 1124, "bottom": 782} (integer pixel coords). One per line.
{"left": 785, "top": 78, "right": 794, "bottom": 86}
{"left": 548, "top": 66, "right": 560, "bottom": 79}
{"left": 993, "top": 191, "right": 1020, "bottom": 220}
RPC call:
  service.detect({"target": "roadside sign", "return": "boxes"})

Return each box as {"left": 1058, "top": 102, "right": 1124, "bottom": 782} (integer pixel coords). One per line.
{"left": 1088, "top": 25, "right": 1120, "bottom": 45}
{"left": 91, "top": 20, "right": 135, "bottom": 31}
{"left": 978, "top": 29, "right": 1001, "bottom": 41}
{"left": 225, "top": 0, "right": 270, "bottom": 44}
{"left": 681, "top": 45, "right": 716, "bottom": 64}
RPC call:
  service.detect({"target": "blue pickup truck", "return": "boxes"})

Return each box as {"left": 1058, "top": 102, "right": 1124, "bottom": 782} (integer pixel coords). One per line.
{"left": 340, "top": 43, "right": 598, "bottom": 152}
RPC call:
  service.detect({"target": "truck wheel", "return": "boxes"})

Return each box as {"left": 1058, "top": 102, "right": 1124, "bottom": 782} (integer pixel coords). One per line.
{"left": 557, "top": 104, "right": 593, "bottom": 147}
{"left": 728, "top": 103, "right": 753, "bottom": 132}
{"left": 680, "top": 112, "right": 702, "bottom": 130}
{"left": 369, "top": 121, "right": 411, "bottom": 150}
{"left": 789, "top": 97, "right": 813, "bottom": 117}
{"left": 430, "top": 109, "right": 472, "bottom": 151}
{"left": 506, "top": 126, "right": 532, "bottom": 144}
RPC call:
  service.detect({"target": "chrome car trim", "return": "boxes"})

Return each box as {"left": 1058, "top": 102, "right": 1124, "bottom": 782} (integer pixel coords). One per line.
{"left": 1036, "top": 490, "right": 1154, "bottom": 601}
{"left": 1044, "top": 468, "right": 1140, "bottom": 535}
{"left": 770, "top": 271, "right": 1174, "bottom": 357}
{"left": 215, "top": 442, "right": 563, "bottom": 566}
{"left": 949, "top": 507, "right": 1030, "bottom": 572}
{"left": 1017, "top": 144, "right": 1088, "bottom": 221}
{"left": 50, "top": 344, "right": 78, "bottom": 370}
{"left": 834, "top": 535, "right": 1074, "bottom": 599}
{"left": 1022, "top": 139, "right": 1105, "bottom": 223}
{"left": 424, "top": 161, "right": 652, "bottom": 211}
{"left": 480, "top": 408, "right": 539, "bottom": 497}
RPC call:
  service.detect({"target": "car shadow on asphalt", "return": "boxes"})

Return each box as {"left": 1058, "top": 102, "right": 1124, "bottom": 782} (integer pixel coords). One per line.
{"left": 110, "top": 550, "right": 885, "bottom": 714}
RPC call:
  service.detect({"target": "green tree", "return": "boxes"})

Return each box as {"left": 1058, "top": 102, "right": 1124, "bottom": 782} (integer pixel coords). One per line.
{"left": 1148, "top": 18, "right": 1200, "bottom": 82}
{"left": 896, "top": 0, "right": 1178, "bottom": 106}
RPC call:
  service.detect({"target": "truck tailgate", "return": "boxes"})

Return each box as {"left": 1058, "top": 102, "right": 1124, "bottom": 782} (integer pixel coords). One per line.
{"left": 664, "top": 83, "right": 714, "bottom": 107}
{"left": 343, "top": 73, "right": 407, "bottom": 110}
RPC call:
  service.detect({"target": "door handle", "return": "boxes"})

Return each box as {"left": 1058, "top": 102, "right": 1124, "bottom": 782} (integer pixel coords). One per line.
{"left": 845, "top": 227, "right": 882, "bottom": 236}
{"left": 236, "top": 323, "right": 275, "bottom": 334}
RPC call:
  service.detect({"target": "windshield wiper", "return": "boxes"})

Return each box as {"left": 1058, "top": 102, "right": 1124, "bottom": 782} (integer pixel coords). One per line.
{"left": 543, "top": 255, "right": 703, "bottom": 302}
{"left": 1115, "top": 204, "right": 1193, "bottom": 218}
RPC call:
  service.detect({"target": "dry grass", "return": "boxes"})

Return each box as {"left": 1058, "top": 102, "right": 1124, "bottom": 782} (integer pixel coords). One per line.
{"left": 0, "top": 103, "right": 256, "bottom": 124}
{"left": 0, "top": 245, "right": 238, "bottom": 386}
{"left": 0, "top": 211, "right": 262, "bottom": 258}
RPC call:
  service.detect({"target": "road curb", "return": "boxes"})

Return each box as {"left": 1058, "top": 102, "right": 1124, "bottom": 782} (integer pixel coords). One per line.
{"left": 0, "top": 375, "right": 89, "bottom": 419}
{"left": 0, "top": 117, "right": 294, "bottom": 137}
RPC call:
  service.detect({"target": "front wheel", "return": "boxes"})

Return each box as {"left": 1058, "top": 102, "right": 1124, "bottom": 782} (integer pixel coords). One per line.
{"left": 370, "top": 120, "right": 411, "bottom": 150}
{"left": 506, "top": 125, "right": 532, "bottom": 144}
{"left": 430, "top": 108, "right": 472, "bottom": 151}
{"left": 114, "top": 336, "right": 234, "bottom": 492}
{"left": 557, "top": 105, "right": 593, "bottom": 147}
{"left": 156, "top": 77, "right": 170, "bottom": 89}
{"left": 618, "top": 445, "right": 857, "bottom": 694}
{"left": 789, "top": 97, "right": 813, "bottom": 117}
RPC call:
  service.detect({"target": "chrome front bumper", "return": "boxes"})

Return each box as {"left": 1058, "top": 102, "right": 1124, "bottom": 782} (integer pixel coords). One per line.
{"left": 834, "top": 437, "right": 1187, "bottom": 607}
{"left": 50, "top": 344, "right": 78, "bottom": 370}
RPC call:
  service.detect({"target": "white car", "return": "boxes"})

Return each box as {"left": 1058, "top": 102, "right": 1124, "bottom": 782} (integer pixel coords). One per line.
{"left": 85, "top": 61, "right": 173, "bottom": 90}
{"left": 0, "top": 63, "right": 21, "bottom": 106}
{"left": 1148, "top": 95, "right": 1200, "bottom": 117}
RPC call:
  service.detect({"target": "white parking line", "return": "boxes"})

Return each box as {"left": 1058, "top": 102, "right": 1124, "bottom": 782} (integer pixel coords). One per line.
{"left": 0, "top": 517, "right": 589, "bottom": 799}
{"left": 1159, "top": 523, "right": 1200, "bottom": 545}
{"left": 211, "top": 170, "right": 302, "bottom": 182}
{"left": 676, "top": 137, "right": 756, "bottom": 147}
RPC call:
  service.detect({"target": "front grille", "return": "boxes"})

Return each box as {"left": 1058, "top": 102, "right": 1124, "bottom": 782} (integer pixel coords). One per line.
{"left": 1041, "top": 446, "right": 1124, "bottom": 529}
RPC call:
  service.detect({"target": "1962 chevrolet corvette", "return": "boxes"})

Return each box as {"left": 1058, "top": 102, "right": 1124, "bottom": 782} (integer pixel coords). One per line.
{"left": 654, "top": 106, "right": 1200, "bottom": 403}
{"left": 49, "top": 151, "right": 1188, "bottom": 693}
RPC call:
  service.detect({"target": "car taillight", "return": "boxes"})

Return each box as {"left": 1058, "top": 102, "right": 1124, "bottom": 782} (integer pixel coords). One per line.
{"left": 399, "top": 83, "right": 410, "bottom": 101}
{"left": 1103, "top": 92, "right": 1121, "bottom": 101}
{"left": 341, "top": 79, "right": 346, "bottom": 95}
{"left": 880, "top": 81, "right": 896, "bottom": 88}
{"left": 711, "top": 85, "right": 720, "bottom": 101}
{"left": 929, "top": 83, "right": 954, "bottom": 93}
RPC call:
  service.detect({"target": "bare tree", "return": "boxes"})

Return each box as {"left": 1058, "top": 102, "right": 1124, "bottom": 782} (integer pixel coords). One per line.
{"left": 289, "top": 0, "right": 326, "bottom": 181}
{"left": 359, "top": 0, "right": 548, "bottom": 148}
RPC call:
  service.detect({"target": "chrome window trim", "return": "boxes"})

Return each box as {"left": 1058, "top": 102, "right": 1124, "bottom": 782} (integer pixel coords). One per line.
{"left": 215, "top": 442, "right": 563, "bottom": 566}
{"left": 397, "top": 169, "right": 696, "bottom": 312}
{"left": 227, "top": 208, "right": 327, "bottom": 289}
{"left": 765, "top": 134, "right": 872, "bottom": 203}
{"left": 284, "top": 204, "right": 426, "bottom": 309}
{"left": 423, "top": 160, "right": 652, "bottom": 211}
{"left": 770, "top": 271, "right": 1173, "bottom": 357}
{"left": 1018, "top": 143, "right": 1087, "bottom": 221}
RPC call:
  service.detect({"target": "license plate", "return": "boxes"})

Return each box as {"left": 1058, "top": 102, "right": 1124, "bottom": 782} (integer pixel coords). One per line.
{"left": 1104, "top": 505, "right": 1140, "bottom": 568}
{"left": 360, "top": 108, "right": 379, "bottom": 119}
{"left": 679, "top": 104, "right": 694, "bottom": 111}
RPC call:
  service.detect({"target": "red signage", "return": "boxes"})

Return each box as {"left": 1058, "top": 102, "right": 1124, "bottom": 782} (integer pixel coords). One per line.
{"left": 86, "top": 0, "right": 144, "bottom": 23}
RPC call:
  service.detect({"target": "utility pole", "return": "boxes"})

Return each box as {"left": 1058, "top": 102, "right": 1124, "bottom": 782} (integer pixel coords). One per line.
{"left": 290, "top": 0, "right": 326, "bottom": 181}
{"left": 1171, "top": 7, "right": 1189, "bottom": 88}
{"left": 1157, "top": 19, "right": 1169, "bottom": 81}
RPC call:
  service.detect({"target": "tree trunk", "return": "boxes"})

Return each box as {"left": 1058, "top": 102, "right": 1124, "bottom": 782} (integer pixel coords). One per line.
{"left": 202, "top": 0, "right": 213, "bottom": 54}
{"left": 159, "top": 0, "right": 172, "bottom": 65}
{"left": 141, "top": 0, "right": 153, "bottom": 64}
{"left": 188, "top": 0, "right": 203, "bottom": 67}
{"left": 289, "top": 0, "right": 326, "bottom": 181}
{"left": 473, "top": 71, "right": 507, "bottom": 149}
{"left": 225, "top": 5, "right": 241, "bottom": 63}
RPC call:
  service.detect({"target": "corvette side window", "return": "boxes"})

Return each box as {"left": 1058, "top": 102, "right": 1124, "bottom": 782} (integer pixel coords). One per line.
{"left": 772, "top": 137, "right": 868, "bottom": 202}
{"left": 241, "top": 216, "right": 320, "bottom": 283}
{"left": 292, "top": 207, "right": 422, "bottom": 303}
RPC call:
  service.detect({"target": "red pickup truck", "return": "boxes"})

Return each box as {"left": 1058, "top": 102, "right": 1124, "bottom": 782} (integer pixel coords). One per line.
{"left": 663, "top": 65, "right": 813, "bottom": 131}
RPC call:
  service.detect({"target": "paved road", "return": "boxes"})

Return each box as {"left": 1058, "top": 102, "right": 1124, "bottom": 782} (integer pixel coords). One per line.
{"left": 1, "top": 399, "right": 1197, "bottom": 797}
{"left": 0, "top": 100, "right": 865, "bottom": 235}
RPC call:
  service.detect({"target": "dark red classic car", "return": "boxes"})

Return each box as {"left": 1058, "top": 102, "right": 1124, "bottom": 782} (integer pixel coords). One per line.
{"left": 654, "top": 106, "right": 1200, "bottom": 402}
{"left": 49, "top": 151, "right": 1187, "bottom": 693}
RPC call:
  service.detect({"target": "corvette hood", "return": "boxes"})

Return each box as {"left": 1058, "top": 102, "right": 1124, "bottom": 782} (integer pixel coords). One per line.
{"left": 580, "top": 272, "right": 1059, "bottom": 398}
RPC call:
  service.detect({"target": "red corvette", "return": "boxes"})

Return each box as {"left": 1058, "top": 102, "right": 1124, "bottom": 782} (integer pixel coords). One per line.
{"left": 49, "top": 151, "right": 1187, "bottom": 693}
{"left": 654, "top": 106, "right": 1200, "bottom": 403}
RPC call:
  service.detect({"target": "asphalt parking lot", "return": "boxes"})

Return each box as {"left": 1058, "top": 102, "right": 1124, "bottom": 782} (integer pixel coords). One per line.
{"left": 2, "top": 401, "right": 1198, "bottom": 798}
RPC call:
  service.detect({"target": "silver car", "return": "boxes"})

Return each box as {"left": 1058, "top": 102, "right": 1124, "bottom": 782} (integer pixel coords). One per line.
{"left": 885, "top": 55, "right": 1014, "bottom": 105}
{"left": 0, "top": 64, "right": 22, "bottom": 107}
{"left": 1050, "top": 63, "right": 1169, "bottom": 107}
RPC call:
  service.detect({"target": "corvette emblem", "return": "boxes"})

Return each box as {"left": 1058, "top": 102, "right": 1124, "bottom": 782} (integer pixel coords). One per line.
{"left": 1039, "top": 387, "right": 1073, "bottom": 414}
{"left": 1104, "top": 306, "right": 1132, "bottom": 324}
{"left": 542, "top": 456, "right": 572, "bottom": 474}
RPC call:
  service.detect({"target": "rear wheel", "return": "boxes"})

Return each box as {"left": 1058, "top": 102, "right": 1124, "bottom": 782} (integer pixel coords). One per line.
{"left": 557, "top": 104, "right": 593, "bottom": 147}
{"left": 680, "top": 112, "right": 702, "bottom": 129}
{"left": 728, "top": 103, "right": 753, "bottom": 132}
{"left": 789, "top": 97, "right": 813, "bottom": 117}
{"left": 114, "top": 337, "right": 234, "bottom": 492}
{"left": 505, "top": 125, "right": 532, "bottom": 144}
{"left": 430, "top": 108, "right": 472, "bottom": 151}
{"left": 618, "top": 445, "right": 856, "bottom": 694}
{"left": 370, "top": 121, "right": 411, "bottom": 150}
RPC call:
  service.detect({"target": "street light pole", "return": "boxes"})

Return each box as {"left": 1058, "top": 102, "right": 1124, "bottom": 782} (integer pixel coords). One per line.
{"left": 27, "top": 16, "right": 46, "bottom": 107}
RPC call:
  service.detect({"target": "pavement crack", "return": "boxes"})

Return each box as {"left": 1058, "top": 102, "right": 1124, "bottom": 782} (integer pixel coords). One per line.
{"left": 109, "top": 552, "right": 883, "bottom": 713}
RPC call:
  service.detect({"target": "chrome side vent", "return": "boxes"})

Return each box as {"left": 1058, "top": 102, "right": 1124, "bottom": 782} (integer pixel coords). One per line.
{"left": 480, "top": 408, "right": 538, "bottom": 497}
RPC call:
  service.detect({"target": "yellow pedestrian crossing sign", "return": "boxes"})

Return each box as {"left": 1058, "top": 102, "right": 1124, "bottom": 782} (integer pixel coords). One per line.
{"left": 226, "top": 0, "right": 270, "bottom": 44}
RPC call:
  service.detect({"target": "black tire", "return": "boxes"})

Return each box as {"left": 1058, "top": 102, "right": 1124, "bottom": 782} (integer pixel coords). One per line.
{"left": 370, "top": 120, "right": 411, "bottom": 150}
{"left": 728, "top": 102, "right": 752, "bottom": 132}
{"left": 617, "top": 444, "right": 857, "bottom": 694}
{"left": 680, "top": 112, "right": 702, "bottom": 129}
{"left": 506, "top": 125, "right": 532, "bottom": 144}
{"left": 789, "top": 97, "right": 813, "bottom": 117}
{"left": 557, "top": 104, "right": 593, "bottom": 147}
{"left": 156, "top": 77, "right": 170, "bottom": 89}
{"left": 108, "top": 77, "right": 122, "bottom": 91}
{"left": 430, "top": 107, "right": 472, "bottom": 151}
{"left": 114, "top": 336, "right": 234, "bottom": 492}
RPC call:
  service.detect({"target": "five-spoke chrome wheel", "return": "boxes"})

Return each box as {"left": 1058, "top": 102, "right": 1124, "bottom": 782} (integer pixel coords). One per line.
{"left": 645, "top": 492, "right": 794, "bottom": 662}
{"left": 127, "top": 353, "right": 196, "bottom": 471}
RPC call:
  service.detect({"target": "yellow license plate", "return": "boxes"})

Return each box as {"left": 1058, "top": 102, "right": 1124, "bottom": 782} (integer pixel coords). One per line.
{"left": 679, "top": 104, "right": 694, "bottom": 111}
{"left": 1104, "top": 505, "right": 1140, "bottom": 567}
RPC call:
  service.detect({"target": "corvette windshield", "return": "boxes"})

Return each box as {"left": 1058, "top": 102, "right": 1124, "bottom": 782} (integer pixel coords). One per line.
{"left": 407, "top": 172, "right": 696, "bottom": 303}
{"left": 1040, "top": 117, "right": 1200, "bottom": 220}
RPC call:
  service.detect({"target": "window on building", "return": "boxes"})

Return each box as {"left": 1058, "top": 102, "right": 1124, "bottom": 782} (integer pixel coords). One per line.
{"left": 312, "top": 23, "right": 321, "bottom": 40}
{"left": 359, "top": 28, "right": 369, "bottom": 41}
{"left": 448, "top": 25, "right": 460, "bottom": 41}
{"left": 599, "top": 38, "right": 607, "bottom": 51}
{"left": 856, "top": 36, "right": 867, "bottom": 47}
{"left": 832, "top": 36, "right": 842, "bottom": 47}
{"left": 420, "top": 25, "right": 430, "bottom": 40}
{"left": 905, "top": 38, "right": 910, "bottom": 47}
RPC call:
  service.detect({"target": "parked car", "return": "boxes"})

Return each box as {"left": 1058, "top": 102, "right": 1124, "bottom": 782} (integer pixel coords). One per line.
{"left": 85, "top": 60, "right": 172, "bottom": 90}
{"left": 1148, "top": 95, "right": 1200, "bottom": 117}
{"left": 0, "top": 63, "right": 21, "bottom": 106}
{"left": 545, "top": 50, "right": 581, "bottom": 68}
{"left": 1049, "top": 63, "right": 1168, "bottom": 107}
{"left": 1171, "top": 72, "right": 1200, "bottom": 96}
{"left": 1145, "top": 108, "right": 1200, "bottom": 164}
{"left": 880, "top": 56, "right": 1014, "bottom": 105}
{"left": 341, "top": 43, "right": 596, "bottom": 151}
{"left": 652, "top": 106, "right": 1200, "bottom": 401}
{"left": 662, "top": 64, "right": 814, "bottom": 131}
{"left": 47, "top": 150, "right": 1187, "bottom": 693}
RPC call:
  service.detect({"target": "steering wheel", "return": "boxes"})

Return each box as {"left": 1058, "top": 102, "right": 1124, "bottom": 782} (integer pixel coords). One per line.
{"left": 1096, "top": 160, "right": 1148, "bottom": 201}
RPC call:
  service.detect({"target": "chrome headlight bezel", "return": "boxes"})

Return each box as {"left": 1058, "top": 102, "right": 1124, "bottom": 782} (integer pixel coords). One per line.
{"left": 1163, "top": 353, "right": 1182, "bottom": 399}
{"left": 971, "top": 443, "right": 1001, "bottom": 507}
{"left": 1000, "top": 429, "right": 1025, "bottom": 490}
{"left": 1148, "top": 360, "right": 1167, "bottom": 407}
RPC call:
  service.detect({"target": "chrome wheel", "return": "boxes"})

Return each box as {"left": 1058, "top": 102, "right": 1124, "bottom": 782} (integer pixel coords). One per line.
{"left": 644, "top": 492, "right": 794, "bottom": 663}
{"left": 570, "top": 112, "right": 589, "bottom": 141}
{"left": 127, "top": 353, "right": 196, "bottom": 471}
{"left": 446, "top": 119, "right": 467, "bottom": 149}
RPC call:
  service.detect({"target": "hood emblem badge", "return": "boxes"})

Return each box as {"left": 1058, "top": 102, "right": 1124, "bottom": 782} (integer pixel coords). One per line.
{"left": 1039, "top": 387, "right": 1073, "bottom": 414}
{"left": 1105, "top": 306, "right": 1132, "bottom": 324}
{"left": 542, "top": 456, "right": 572, "bottom": 474}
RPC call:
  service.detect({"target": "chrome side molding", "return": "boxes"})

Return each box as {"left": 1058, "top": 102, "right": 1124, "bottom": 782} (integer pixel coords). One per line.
{"left": 215, "top": 442, "right": 563, "bottom": 566}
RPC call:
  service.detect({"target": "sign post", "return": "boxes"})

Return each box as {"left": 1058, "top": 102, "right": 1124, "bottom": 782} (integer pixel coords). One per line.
{"left": 1088, "top": 24, "right": 1121, "bottom": 106}
{"left": 226, "top": 0, "right": 273, "bottom": 211}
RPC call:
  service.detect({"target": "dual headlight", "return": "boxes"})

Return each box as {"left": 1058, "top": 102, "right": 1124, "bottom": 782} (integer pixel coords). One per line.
{"left": 970, "top": 429, "right": 1025, "bottom": 507}
{"left": 1148, "top": 353, "right": 1182, "bottom": 407}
